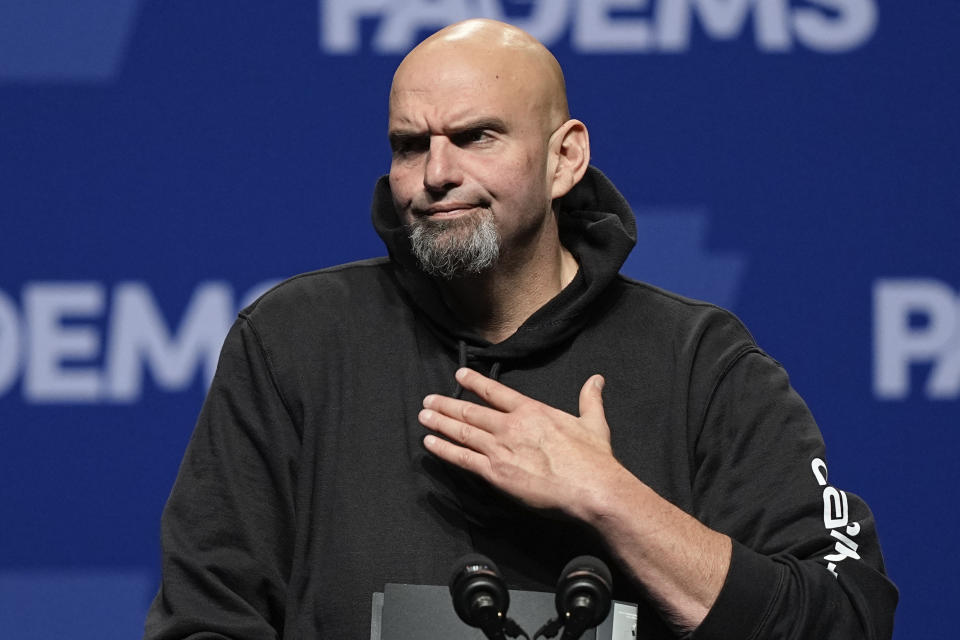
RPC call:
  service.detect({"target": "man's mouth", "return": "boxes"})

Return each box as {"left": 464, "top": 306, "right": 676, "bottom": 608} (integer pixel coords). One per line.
{"left": 418, "top": 202, "right": 481, "bottom": 218}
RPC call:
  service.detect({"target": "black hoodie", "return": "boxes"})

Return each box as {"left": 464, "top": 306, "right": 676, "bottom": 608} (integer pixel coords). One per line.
{"left": 145, "top": 167, "right": 897, "bottom": 639}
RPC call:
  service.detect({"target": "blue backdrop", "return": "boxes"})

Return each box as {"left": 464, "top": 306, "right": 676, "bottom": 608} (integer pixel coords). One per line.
{"left": 2, "top": 2, "right": 956, "bottom": 637}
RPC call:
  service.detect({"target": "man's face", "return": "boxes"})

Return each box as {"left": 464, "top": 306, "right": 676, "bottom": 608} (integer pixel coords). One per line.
{"left": 388, "top": 51, "right": 555, "bottom": 277}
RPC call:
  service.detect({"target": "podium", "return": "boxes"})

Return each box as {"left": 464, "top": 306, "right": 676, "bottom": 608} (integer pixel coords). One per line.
{"left": 371, "top": 584, "right": 638, "bottom": 639}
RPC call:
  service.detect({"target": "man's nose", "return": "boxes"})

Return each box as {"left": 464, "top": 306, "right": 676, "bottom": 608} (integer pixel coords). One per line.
{"left": 423, "top": 136, "right": 462, "bottom": 192}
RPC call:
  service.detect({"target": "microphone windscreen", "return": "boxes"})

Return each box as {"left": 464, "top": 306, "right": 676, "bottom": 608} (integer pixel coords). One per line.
{"left": 559, "top": 555, "right": 612, "bottom": 590}
{"left": 449, "top": 553, "right": 501, "bottom": 589}
{"left": 555, "top": 555, "right": 613, "bottom": 630}
{"left": 448, "top": 553, "right": 510, "bottom": 628}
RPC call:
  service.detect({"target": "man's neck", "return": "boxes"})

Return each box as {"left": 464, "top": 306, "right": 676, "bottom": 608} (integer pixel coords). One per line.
{"left": 439, "top": 244, "right": 579, "bottom": 344}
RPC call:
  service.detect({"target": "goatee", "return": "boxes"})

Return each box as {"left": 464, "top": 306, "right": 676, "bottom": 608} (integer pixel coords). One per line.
{"left": 408, "top": 210, "right": 500, "bottom": 280}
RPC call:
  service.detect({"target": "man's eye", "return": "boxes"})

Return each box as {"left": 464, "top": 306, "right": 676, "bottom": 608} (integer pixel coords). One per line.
{"left": 391, "top": 137, "right": 428, "bottom": 156}
{"left": 452, "top": 129, "right": 490, "bottom": 147}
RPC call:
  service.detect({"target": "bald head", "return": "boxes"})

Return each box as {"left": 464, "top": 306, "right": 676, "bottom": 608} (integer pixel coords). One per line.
{"left": 386, "top": 19, "right": 590, "bottom": 284}
{"left": 390, "top": 19, "right": 570, "bottom": 135}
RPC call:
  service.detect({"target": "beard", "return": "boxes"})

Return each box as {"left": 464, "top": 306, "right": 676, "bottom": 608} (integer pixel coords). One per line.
{"left": 408, "top": 209, "right": 501, "bottom": 280}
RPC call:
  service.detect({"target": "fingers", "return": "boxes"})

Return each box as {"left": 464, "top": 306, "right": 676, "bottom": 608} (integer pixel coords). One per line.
{"left": 423, "top": 434, "right": 492, "bottom": 478}
{"left": 578, "top": 374, "right": 606, "bottom": 424}
{"left": 453, "top": 367, "right": 525, "bottom": 411}
{"left": 422, "top": 393, "right": 506, "bottom": 434}
{"left": 420, "top": 371, "right": 615, "bottom": 514}
{"left": 417, "top": 370, "right": 526, "bottom": 461}
{"left": 418, "top": 405, "right": 496, "bottom": 451}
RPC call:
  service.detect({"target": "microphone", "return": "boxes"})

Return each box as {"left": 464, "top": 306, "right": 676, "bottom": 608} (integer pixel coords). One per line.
{"left": 535, "top": 556, "right": 613, "bottom": 640}
{"left": 449, "top": 554, "right": 527, "bottom": 640}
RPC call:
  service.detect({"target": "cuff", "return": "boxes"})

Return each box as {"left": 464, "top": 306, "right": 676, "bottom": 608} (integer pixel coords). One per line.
{"left": 686, "top": 539, "right": 784, "bottom": 640}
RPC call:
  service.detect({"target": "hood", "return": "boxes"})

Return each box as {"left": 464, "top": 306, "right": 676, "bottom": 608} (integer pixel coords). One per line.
{"left": 370, "top": 165, "right": 637, "bottom": 364}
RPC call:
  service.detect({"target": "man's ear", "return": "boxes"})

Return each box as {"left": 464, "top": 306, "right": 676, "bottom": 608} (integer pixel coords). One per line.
{"left": 549, "top": 119, "right": 591, "bottom": 200}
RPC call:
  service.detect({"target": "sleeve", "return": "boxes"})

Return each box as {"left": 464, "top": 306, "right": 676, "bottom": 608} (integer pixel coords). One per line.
{"left": 687, "top": 350, "right": 898, "bottom": 640}
{"left": 143, "top": 316, "right": 300, "bottom": 640}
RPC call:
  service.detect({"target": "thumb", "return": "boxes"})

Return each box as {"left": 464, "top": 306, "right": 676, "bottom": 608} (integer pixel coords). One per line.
{"left": 578, "top": 374, "right": 607, "bottom": 425}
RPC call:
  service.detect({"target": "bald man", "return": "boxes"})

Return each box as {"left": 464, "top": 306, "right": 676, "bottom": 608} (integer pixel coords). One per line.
{"left": 145, "top": 19, "right": 896, "bottom": 640}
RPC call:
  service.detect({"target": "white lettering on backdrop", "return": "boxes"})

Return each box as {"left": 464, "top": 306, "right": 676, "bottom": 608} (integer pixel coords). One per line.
{"left": 874, "top": 279, "right": 960, "bottom": 400}
{"left": 320, "top": 0, "right": 878, "bottom": 54}
{"left": 0, "top": 280, "right": 276, "bottom": 403}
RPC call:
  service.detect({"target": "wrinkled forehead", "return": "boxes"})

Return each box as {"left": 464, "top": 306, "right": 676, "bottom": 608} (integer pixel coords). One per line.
{"left": 389, "top": 48, "right": 555, "bottom": 130}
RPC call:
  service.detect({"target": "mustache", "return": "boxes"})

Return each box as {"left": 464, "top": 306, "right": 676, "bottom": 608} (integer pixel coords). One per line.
{"left": 410, "top": 195, "right": 491, "bottom": 216}
{"left": 407, "top": 207, "right": 494, "bottom": 233}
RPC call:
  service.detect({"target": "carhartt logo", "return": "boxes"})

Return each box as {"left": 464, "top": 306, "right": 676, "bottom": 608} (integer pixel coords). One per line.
{"left": 810, "top": 458, "right": 862, "bottom": 578}
{"left": 621, "top": 210, "right": 747, "bottom": 309}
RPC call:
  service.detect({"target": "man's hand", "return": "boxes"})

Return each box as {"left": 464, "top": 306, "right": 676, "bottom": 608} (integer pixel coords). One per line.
{"left": 419, "top": 367, "right": 730, "bottom": 632}
{"left": 419, "top": 367, "right": 624, "bottom": 519}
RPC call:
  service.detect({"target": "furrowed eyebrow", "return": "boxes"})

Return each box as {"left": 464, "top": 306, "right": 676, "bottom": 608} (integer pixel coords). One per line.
{"left": 388, "top": 131, "right": 428, "bottom": 152}
{"left": 449, "top": 118, "right": 508, "bottom": 135}
{"left": 388, "top": 118, "right": 508, "bottom": 142}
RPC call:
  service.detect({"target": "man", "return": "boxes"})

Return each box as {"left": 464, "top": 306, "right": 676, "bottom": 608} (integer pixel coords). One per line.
{"left": 145, "top": 19, "right": 897, "bottom": 639}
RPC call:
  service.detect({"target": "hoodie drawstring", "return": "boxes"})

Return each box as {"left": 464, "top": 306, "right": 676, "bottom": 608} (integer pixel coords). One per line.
{"left": 451, "top": 340, "right": 502, "bottom": 399}
{"left": 452, "top": 341, "right": 468, "bottom": 399}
